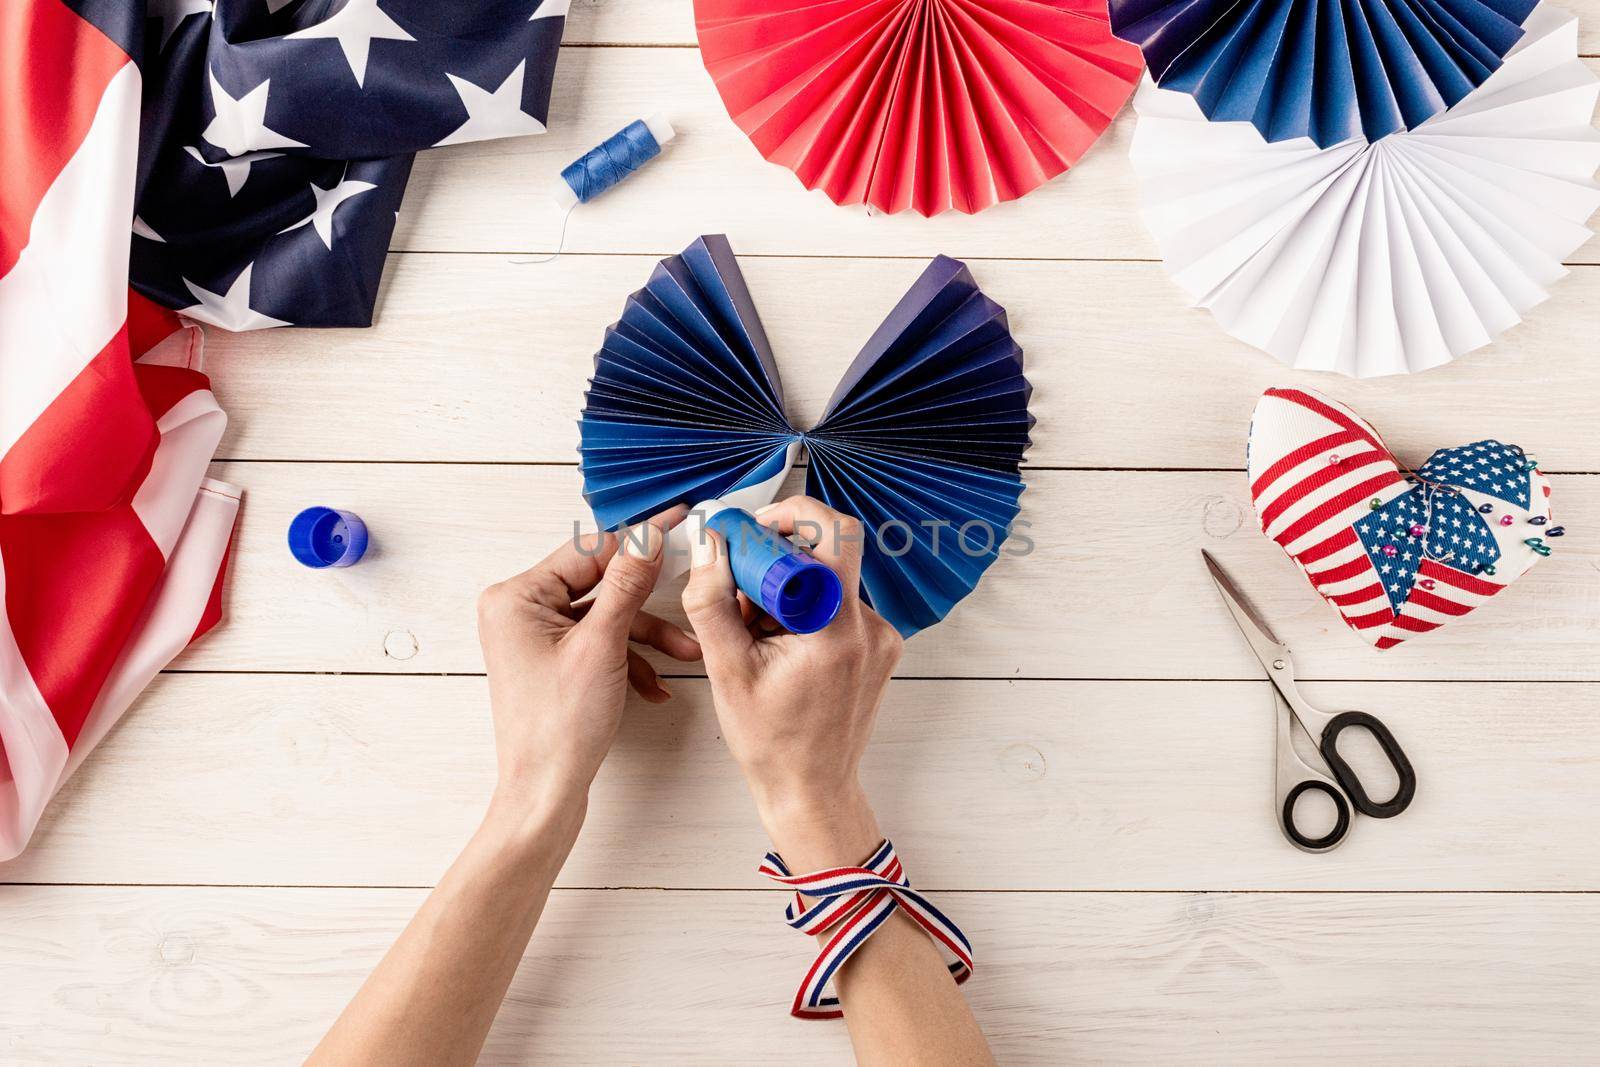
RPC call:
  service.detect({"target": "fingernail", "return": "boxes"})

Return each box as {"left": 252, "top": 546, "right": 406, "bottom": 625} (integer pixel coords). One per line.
{"left": 754, "top": 503, "right": 776, "bottom": 517}
{"left": 624, "top": 522, "right": 662, "bottom": 561}
{"left": 691, "top": 528, "right": 717, "bottom": 568}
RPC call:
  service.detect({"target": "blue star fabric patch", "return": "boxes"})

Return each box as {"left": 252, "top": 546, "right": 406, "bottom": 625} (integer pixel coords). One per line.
{"left": 128, "top": 0, "right": 567, "bottom": 329}
{"left": 1354, "top": 486, "right": 1501, "bottom": 611}
{"left": 1417, "top": 440, "right": 1532, "bottom": 509}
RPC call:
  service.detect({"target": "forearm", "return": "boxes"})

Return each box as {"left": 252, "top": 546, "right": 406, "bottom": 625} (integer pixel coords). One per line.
{"left": 308, "top": 783, "right": 586, "bottom": 1067}
{"left": 832, "top": 910, "right": 994, "bottom": 1067}
{"left": 761, "top": 786, "right": 996, "bottom": 1067}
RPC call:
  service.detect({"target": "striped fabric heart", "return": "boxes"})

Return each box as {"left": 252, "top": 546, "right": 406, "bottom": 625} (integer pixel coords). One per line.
{"left": 1248, "top": 388, "right": 1555, "bottom": 650}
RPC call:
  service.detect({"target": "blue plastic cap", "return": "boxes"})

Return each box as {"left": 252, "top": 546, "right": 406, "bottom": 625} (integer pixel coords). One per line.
{"left": 288, "top": 506, "right": 368, "bottom": 568}
{"left": 759, "top": 551, "right": 843, "bottom": 634}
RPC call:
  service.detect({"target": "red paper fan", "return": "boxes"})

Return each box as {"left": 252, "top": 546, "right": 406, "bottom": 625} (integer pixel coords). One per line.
{"left": 694, "top": 0, "right": 1145, "bottom": 216}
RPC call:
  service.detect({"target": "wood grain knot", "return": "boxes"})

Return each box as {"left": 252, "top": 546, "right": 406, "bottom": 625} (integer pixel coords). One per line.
{"left": 1000, "top": 743, "right": 1047, "bottom": 781}
{"left": 383, "top": 629, "right": 419, "bottom": 660}
{"left": 158, "top": 934, "right": 195, "bottom": 965}
{"left": 1202, "top": 498, "right": 1244, "bottom": 539}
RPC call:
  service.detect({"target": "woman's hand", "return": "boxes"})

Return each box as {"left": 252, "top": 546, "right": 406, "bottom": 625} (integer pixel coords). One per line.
{"left": 312, "top": 509, "right": 703, "bottom": 1067}
{"left": 477, "top": 505, "right": 701, "bottom": 818}
{"left": 680, "top": 496, "right": 902, "bottom": 870}
{"left": 681, "top": 497, "right": 993, "bottom": 1064}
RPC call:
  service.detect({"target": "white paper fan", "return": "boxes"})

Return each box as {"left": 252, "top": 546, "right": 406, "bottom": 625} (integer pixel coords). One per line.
{"left": 1130, "top": 2, "right": 1600, "bottom": 378}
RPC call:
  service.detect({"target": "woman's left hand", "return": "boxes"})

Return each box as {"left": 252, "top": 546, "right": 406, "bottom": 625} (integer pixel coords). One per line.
{"left": 476, "top": 506, "right": 701, "bottom": 812}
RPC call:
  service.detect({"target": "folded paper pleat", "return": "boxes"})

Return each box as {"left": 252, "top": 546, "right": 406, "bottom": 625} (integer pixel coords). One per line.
{"left": 578, "top": 235, "right": 1032, "bottom": 637}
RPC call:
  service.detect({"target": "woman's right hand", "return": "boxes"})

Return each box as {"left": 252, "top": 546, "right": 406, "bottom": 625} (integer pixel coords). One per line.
{"left": 682, "top": 497, "right": 996, "bottom": 1064}
{"left": 680, "top": 496, "right": 902, "bottom": 870}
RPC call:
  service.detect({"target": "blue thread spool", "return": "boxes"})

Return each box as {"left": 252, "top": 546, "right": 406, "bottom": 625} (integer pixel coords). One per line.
{"left": 555, "top": 114, "right": 676, "bottom": 208}
{"left": 288, "top": 506, "right": 368, "bottom": 568}
{"left": 703, "top": 506, "right": 843, "bottom": 634}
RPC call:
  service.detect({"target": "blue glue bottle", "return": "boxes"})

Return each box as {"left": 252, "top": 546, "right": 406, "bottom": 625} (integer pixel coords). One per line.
{"left": 700, "top": 505, "right": 843, "bottom": 634}
{"left": 288, "top": 506, "right": 369, "bottom": 568}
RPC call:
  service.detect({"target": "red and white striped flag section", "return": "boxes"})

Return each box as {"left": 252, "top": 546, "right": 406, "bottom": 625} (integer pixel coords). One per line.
{"left": 1248, "top": 387, "right": 1552, "bottom": 650}
{"left": 759, "top": 839, "right": 974, "bottom": 1019}
{"left": 0, "top": 1, "right": 239, "bottom": 859}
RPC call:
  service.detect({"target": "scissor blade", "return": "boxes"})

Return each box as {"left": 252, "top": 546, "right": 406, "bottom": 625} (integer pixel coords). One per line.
{"left": 1201, "top": 550, "right": 1285, "bottom": 652}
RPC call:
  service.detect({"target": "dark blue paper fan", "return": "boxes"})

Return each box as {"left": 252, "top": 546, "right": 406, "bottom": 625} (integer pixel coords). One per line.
{"left": 1109, "top": 0, "right": 1538, "bottom": 147}
{"left": 579, "top": 235, "right": 1033, "bottom": 637}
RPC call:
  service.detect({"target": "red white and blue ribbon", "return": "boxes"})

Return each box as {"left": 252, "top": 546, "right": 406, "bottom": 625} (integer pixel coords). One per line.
{"left": 758, "top": 839, "right": 974, "bottom": 1019}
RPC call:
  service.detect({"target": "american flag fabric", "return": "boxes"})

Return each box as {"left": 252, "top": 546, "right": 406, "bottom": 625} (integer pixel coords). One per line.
{"left": 1248, "top": 388, "right": 1553, "bottom": 651}
{"left": 0, "top": 0, "right": 566, "bottom": 860}
{"left": 130, "top": 0, "right": 566, "bottom": 329}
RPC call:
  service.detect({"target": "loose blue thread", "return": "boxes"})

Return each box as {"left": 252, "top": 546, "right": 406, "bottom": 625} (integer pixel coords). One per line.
{"left": 518, "top": 117, "right": 673, "bottom": 266}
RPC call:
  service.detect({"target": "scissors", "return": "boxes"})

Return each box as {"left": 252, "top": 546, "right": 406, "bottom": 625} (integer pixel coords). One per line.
{"left": 1202, "top": 551, "right": 1417, "bottom": 853}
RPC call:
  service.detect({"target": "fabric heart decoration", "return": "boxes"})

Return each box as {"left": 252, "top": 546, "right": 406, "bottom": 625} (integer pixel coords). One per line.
{"left": 1248, "top": 387, "right": 1556, "bottom": 649}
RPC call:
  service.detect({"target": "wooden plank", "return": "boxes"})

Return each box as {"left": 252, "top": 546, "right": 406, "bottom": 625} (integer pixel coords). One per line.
{"left": 180, "top": 462, "right": 1600, "bottom": 680}
{"left": 1, "top": 885, "right": 1594, "bottom": 1064}
{"left": 560, "top": 0, "right": 693, "bottom": 45}
{"left": 5, "top": 674, "right": 1597, "bottom": 891}
{"left": 209, "top": 253, "right": 1600, "bottom": 470}
{"left": 392, "top": 48, "right": 1600, "bottom": 262}
{"left": 564, "top": 0, "right": 1600, "bottom": 51}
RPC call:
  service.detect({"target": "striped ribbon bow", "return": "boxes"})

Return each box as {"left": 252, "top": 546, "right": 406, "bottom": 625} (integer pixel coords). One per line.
{"left": 758, "top": 839, "right": 974, "bottom": 1019}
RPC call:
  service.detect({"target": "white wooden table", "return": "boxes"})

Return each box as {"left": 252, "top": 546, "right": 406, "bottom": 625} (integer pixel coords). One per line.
{"left": 4, "top": 4, "right": 1599, "bottom": 1062}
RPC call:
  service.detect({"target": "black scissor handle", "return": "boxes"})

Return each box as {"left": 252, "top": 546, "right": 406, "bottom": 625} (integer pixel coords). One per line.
{"left": 1319, "top": 711, "right": 1416, "bottom": 819}
{"left": 1281, "top": 779, "right": 1351, "bottom": 852}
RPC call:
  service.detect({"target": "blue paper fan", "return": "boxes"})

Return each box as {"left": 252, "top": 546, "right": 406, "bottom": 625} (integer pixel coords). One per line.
{"left": 1109, "top": 0, "right": 1538, "bottom": 147}
{"left": 579, "top": 235, "right": 1033, "bottom": 637}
